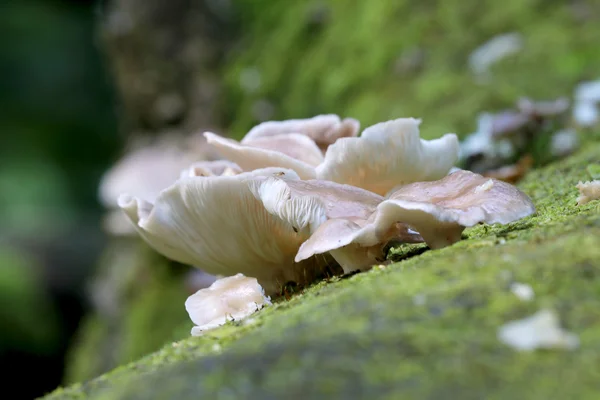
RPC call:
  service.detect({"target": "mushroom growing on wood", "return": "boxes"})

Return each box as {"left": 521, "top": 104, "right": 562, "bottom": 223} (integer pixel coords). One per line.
{"left": 316, "top": 118, "right": 459, "bottom": 195}
{"left": 99, "top": 136, "right": 218, "bottom": 235}
{"left": 185, "top": 274, "right": 271, "bottom": 335}
{"left": 206, "top": 117, "right": 459, "bottom": 195}
{"left": 118, "top": 168, "right": 329, "bottom": 294}
{"left": 242, "top": 114, "right": 361, "bottom": 152}
{"left": 352, "top": 170, "right": 535, "bottom": 250}
{"left": 204, "top": 132, "right": 323, "bottom": 179}
{"left": 247, "top": 177, "right": 423, "bottom": 273}
{"left": 297, "top": 171, "right": 535, "bottom": 266}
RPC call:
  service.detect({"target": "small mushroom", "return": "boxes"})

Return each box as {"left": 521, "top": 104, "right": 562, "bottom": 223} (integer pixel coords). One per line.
{"left": 242, "top": 114, "right": 360, "bottom": 151}
{"left": 118, "top": 167, "right": 328, "bottom": 294}
{"left": 185, "top": 273, "right": 271, "bottom": 336}
{"left": 350, "top": 170, "right": 535, "bottom": 250}
{"left": 206, "top": 118, "right": 458, "bottom": 196}
{"left": 316, "top": 118, "right": 459, "bottom": 195}
{"left": 576, "top": 180, "right": 600, "bottom": 205}
{"left": 204, "top": 132, "right": 321, "bottom": 179}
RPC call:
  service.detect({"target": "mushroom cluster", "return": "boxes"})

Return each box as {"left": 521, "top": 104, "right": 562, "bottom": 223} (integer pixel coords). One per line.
{"left": 118, "top": 115, "right": 535, "bottom": 296}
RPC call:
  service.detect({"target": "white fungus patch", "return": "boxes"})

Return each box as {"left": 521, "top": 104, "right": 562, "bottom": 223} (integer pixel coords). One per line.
{"left": 497, "top": 309, "right": 579, "bottom": 351}
{"left": 509, "top": 282, "right": 534, "bottom": 301}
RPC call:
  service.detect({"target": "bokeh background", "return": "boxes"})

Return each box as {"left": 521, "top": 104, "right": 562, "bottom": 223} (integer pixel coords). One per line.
{"left": 1, "top": 0, "right": 599, "bottom": 398}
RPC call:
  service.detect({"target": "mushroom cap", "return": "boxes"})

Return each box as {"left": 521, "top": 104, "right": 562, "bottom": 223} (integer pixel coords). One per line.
{"left": 247, "top": 177, "right": 385, "bottom": 234}
{"left": 118, "top": 167, "right": 324, "bottom": 294}
{"left": 204, "top": 132, "right": 319, "bottom": 179}
{"left": 185, "top": 274, "right": 271, "bottom": 335}
{"left": 180, "top": 160, "right": 242, "bottom": 178}
{"left": 242, "top": 114, "right": 360, "bottom": 150}
{"left": 294, "top": 216, "right": 423, "bottom": 272}
{"left": 316, "top": 118, "right": 459, "bottom": 195}
{"left": 246, "top": 177, "right": 423, "bottom": 272}
{"left": 99, "top": 143, "right": 203, "bottom": 208}
{"left": 576, "top": 180, "right": 600, "bottom": 205}
{"left": 242, "top": 134, "right": 324, "bottom": 166}
{"left": 354, "top": 170, "right": 535, "bottom": 249}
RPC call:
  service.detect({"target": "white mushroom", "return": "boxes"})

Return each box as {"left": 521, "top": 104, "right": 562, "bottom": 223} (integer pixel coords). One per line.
{"left": 118, "top": 168, "right": 329, "bottom": 294}
{"left": 206, "top": 117, "right": 458, "bottom": 196}
{"left": 316, "top": 118, "right": 460, "bottom": 195}
{"left": 99, "top": 136, "right": 218, "bottom": 235}
{"left": 185, "top": 274, "right": 271, "bottom": 336}
{"left": 248, "top": 177, "right": 423, "bottom": 273}
{"left": 99, "top": 137, "right": 216, "bottom": 208}
{"left": 576, "top": 180, "right": 600, "bottom": 205}
{"left": 204, "top": 132, "right": 321, "bottom": 179}
{"left": 339, "top": 170, "right": 535, "bottom": 251}
{"left": 179, "top": 160, "right": 242, "bottom": 178}
{"left": 242, "top": 114, "right": 360, "bottom": 151}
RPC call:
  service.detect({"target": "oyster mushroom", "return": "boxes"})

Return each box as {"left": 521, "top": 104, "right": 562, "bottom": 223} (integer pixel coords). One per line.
{"left": 297, "top": 171, "right": 534, "bottom": 267}
{"left": 207, "top": 117, "right": 459, "bottom": 195}
{"left": 242, "top": 114, "right": 360, "bottom": 151}
{"left": 99, "top": 135, "right": 218, "bottom": 235}
{"left": 185, "top": 273, "right": 271, "bottom": 336}
{"left": 118, "top": 168, "right": 328, "bottom": 294}
{"left": 248, "top": 177, "right": 423, "bottom": 273}
{"left": 356, "top": 170, "right": 535, "bottom": 249}
{"left": 316, "top": 118, "right": 459, "bottom": 195}
{"left": 204, "top": 132, "right": 323, "bottom": 179}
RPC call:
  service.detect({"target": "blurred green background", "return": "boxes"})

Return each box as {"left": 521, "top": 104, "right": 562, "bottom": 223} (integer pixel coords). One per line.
{"left": 1, "top": 0, "right": 599, "bottom": 398}
{"left": 0, "top": 0, "right": 119, "bottom": 398}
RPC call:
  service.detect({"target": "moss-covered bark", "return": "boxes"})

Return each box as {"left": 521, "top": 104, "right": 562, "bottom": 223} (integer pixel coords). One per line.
{"left": 45, "top": 140, "right": 600, "bottom": 399}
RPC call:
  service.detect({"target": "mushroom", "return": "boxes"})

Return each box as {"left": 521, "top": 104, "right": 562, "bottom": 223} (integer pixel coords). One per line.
{"left": 185, "top": 273, "right": 271, "bottom": 336}
{"left": 350, "top": 170, "right": 535, "bottom": 250}
{"left": 204, "top": 132, "right": 322, "bottom": 179}
{"left": 118, "top": 167, "right": 329, "bottom": 294}
{"left": 206, "top": 117, "right": 459, "bottom": 196}
{"left": 247, "top": 177, "right": 423, "bottom": 273}
{"left": 242, "top": 114, "right": 361, "bottom": 152}
{"left": 180, "top": 160, "right": 242, "bottom": 178}
{"left": 576, "top": 180, "right": 600, "bottom": 205}
{"left": 99, "top": 135, "right": 218, "bottom": 235}
{"left": 297, "top": 170, "right": 534, "bottom": 262}
{"left": 316, "top": 118, "right": 459, "bottom": 195}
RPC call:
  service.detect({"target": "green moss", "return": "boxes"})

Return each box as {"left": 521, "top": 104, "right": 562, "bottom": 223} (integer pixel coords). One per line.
{"left": 587, "top": 164, "right": 600, "bottom": 180}
{"left": 63, "top": 242, "right": 192, "bottom": 384}
{"left": 223, "top": 0, "right": 600, "bottom": 139}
